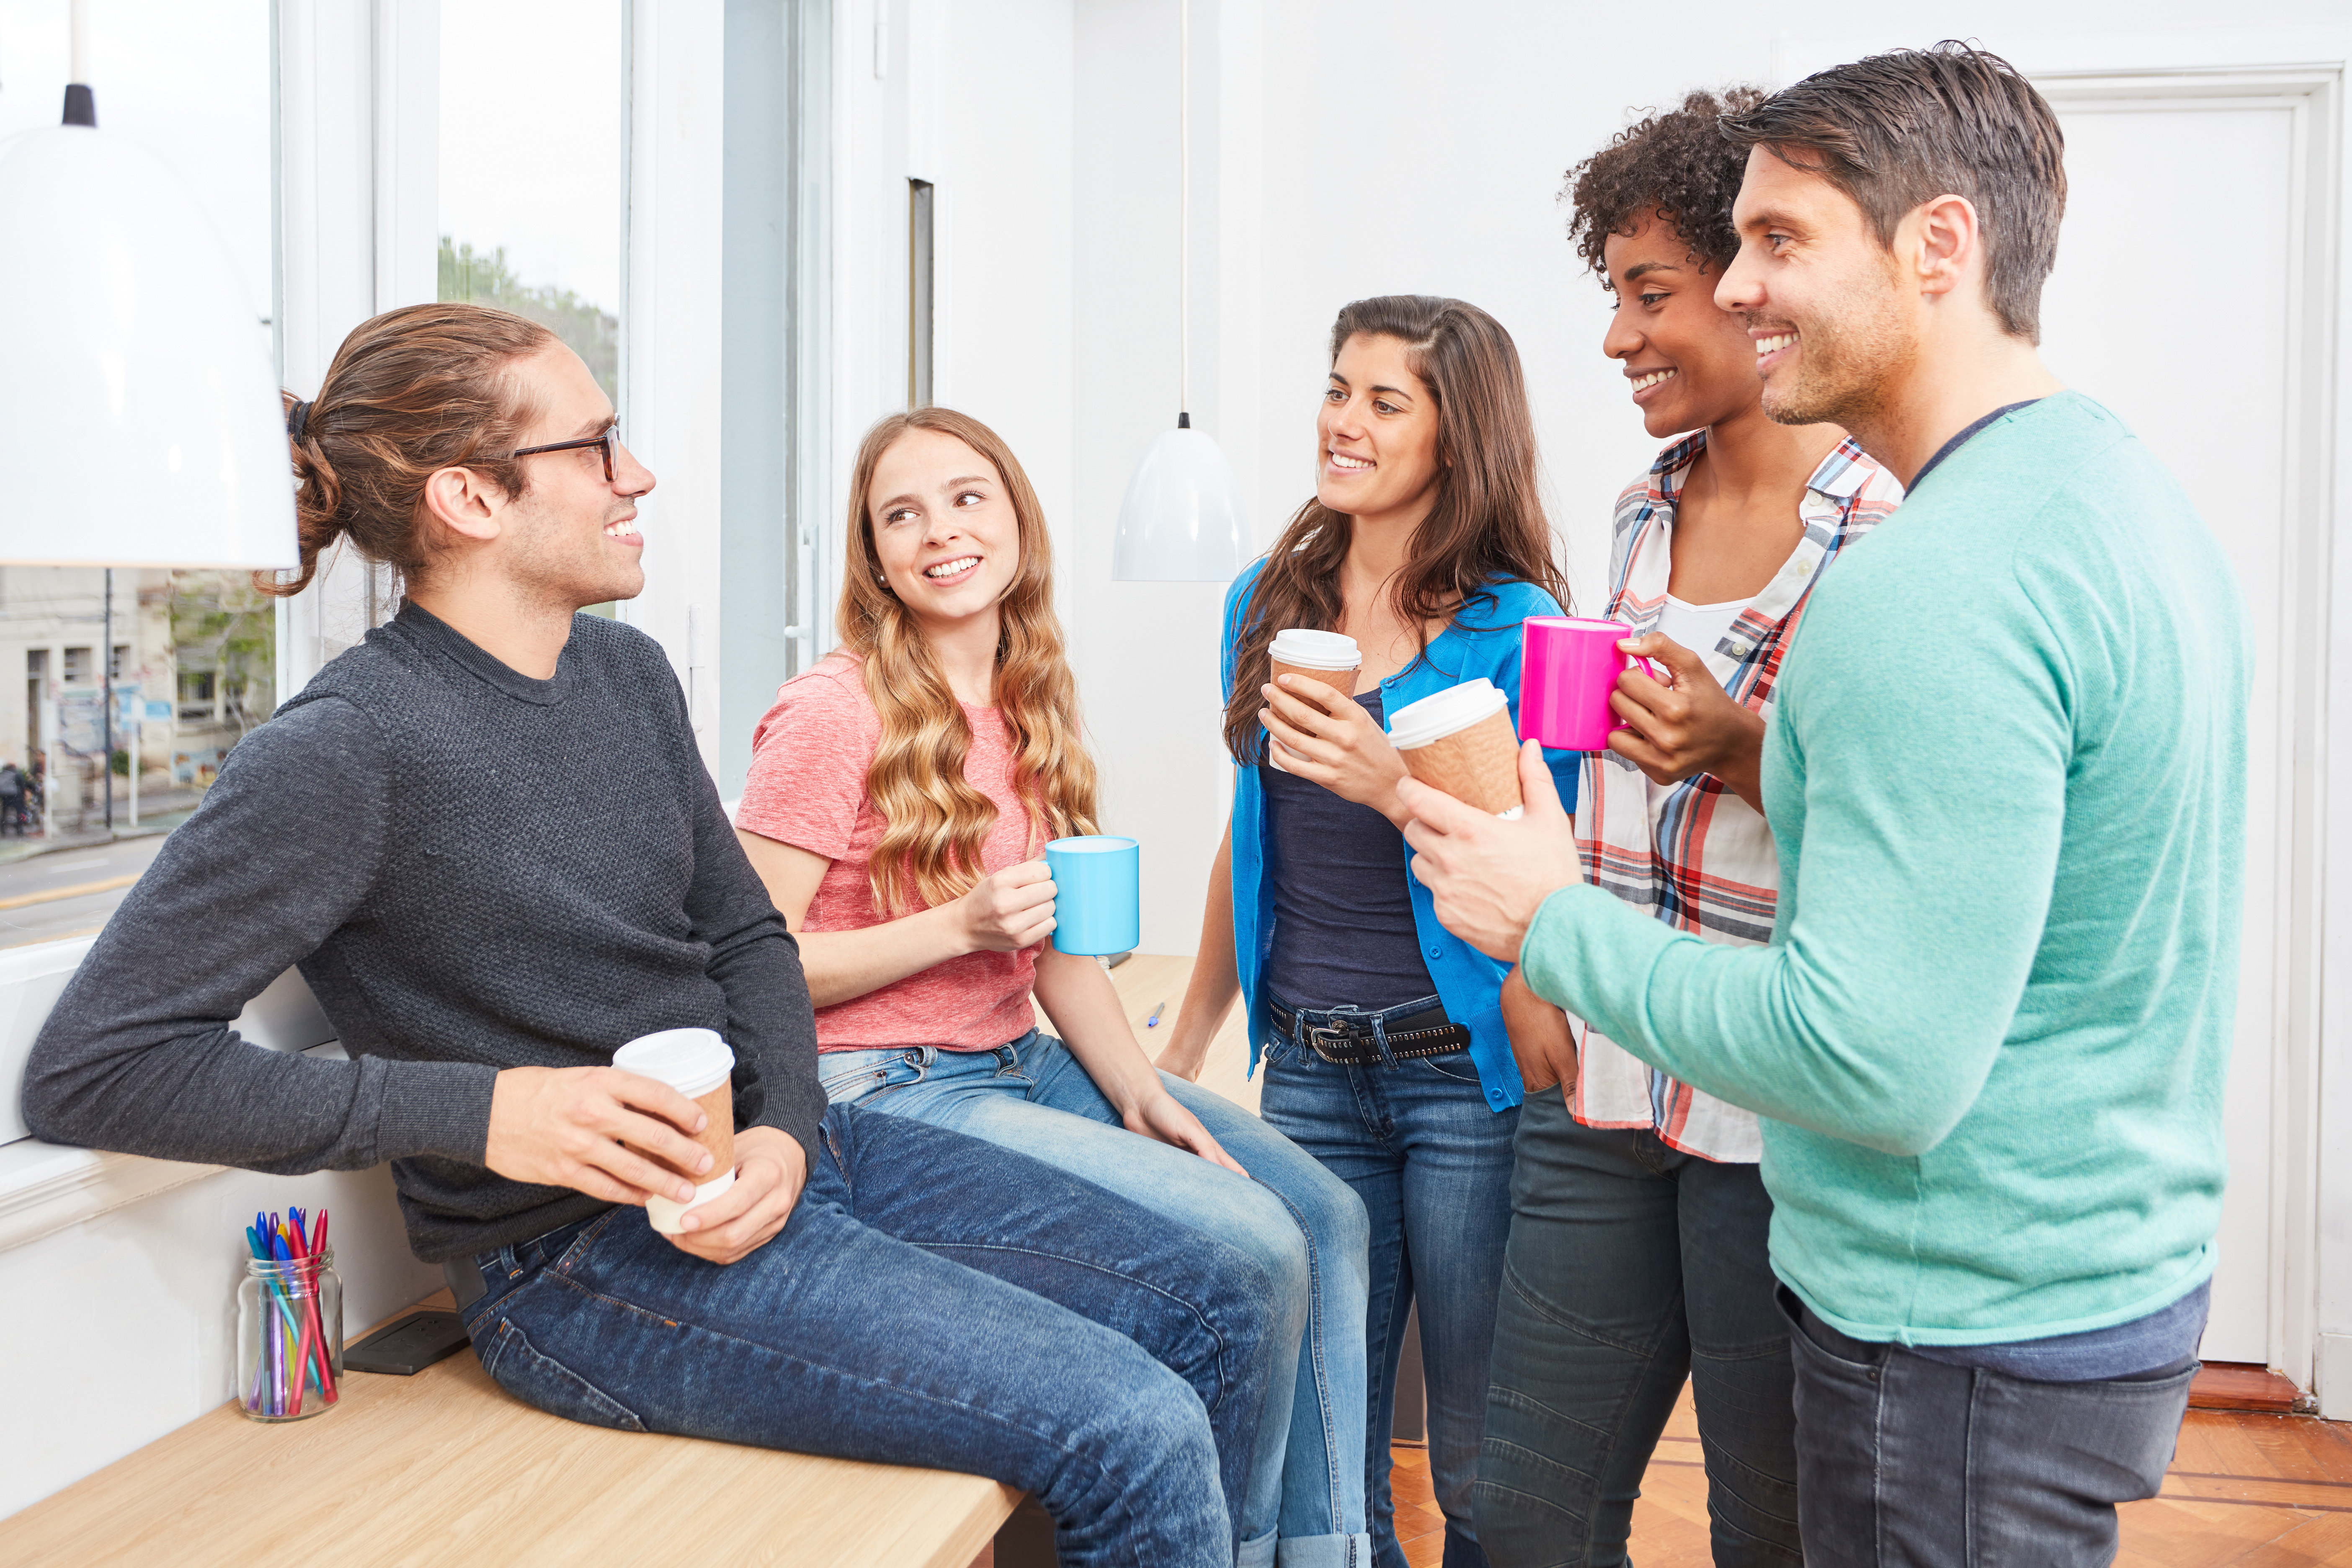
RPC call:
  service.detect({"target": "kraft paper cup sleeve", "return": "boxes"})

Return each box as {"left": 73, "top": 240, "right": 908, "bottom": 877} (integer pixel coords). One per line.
{"left": 1267, "top": 658, "right": 1359, "bottom": 773}
{"left": 639, "top": 1083, "right": 738, "bottom": 1235}
{"left": 1271, "top": 657, "right": 1359, "bottom": 699}
{"left": 633, "top": 1080, "right": 734, "bottom": 1179}
{"left": 1400, "top": 708, "right": 1523, "bottom": 817}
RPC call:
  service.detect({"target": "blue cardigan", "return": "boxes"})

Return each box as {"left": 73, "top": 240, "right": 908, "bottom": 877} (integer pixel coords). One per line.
{"left": 1221, "top": 564, "right": 1580, "bottom": 1112}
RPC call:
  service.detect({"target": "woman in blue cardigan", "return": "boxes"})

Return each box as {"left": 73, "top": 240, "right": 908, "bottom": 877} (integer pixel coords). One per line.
{"left": 1158, "top": 294, "right": 1576, "bottom": 1568}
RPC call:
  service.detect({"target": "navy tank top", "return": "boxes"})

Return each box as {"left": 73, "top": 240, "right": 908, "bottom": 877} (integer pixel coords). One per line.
{"left": 1261, "top": 689, "right": 1439, "bottom": 1011}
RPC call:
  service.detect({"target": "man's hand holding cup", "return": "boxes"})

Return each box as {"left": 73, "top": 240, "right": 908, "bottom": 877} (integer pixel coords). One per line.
{"left": 1396, "top": 741, "right": 1582, "bottom": 964}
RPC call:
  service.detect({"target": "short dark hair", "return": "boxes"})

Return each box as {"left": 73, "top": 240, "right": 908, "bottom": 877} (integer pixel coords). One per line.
{"left": 1720, "top": 41, "right": 2065, "bottom": 341}
{"left": 1565, "top": 88, "right": 1766, "bottom": 283}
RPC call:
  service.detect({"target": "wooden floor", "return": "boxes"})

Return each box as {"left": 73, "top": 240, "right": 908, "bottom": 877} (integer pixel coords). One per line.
{"left": 1391, "top": 1388, "right": 2352, "bottom": 1566}
{"left": 1095, "top": 952, "right": 1262, "bottom": 1112}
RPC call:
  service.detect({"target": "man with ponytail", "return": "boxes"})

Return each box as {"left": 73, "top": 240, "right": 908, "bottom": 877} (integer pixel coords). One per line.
{"left": 25, "top": 303, "right": 1283, "bottom": 1567}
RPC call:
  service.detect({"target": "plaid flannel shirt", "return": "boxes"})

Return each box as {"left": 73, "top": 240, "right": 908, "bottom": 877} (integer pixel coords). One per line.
{"left": 1568, "top": 433, "right": 1903, "bottom": 1161}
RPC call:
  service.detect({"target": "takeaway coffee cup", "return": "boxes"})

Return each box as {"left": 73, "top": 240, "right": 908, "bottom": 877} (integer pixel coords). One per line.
{"left": 612, "top": 1027, "right": 737, "bottom": 1235}
{"left": 1388, "top": 678, "right": 1524, "bottom": 818}
{"left": 1268, "top": 629, "right": 1362, "bottom": 773}
{"left": 1269, "top": 628, "right": 1362, "bottom": 698}
{"left": 1044, "top": 835, "right": 1141, "bottom": 957}
{"left": 1519, "top": 616, "right": 1669, "bottom": 752}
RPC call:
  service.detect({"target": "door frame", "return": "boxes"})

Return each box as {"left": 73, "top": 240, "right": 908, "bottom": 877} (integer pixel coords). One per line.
{"left": 2030, "top": 62, "right": 2342, "bottom": 1402}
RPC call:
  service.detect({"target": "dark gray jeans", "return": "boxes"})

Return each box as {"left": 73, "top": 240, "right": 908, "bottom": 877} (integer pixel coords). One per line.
{"left": 1474, "top": 1097, "right": 1799, "bottom": 1568}
{"left": 1783, "top": 1287, "right": 2198, "bottom": 1565}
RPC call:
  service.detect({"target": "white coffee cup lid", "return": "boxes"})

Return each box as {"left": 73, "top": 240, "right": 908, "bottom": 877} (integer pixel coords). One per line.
{"left": 613, "top": 1028, "right": 735, "bottom": 1099}
{"left": 1387, "top": 678, "right": 1510, "bottom": 750}
{"left": 1270, "top": 628, "right": 1361, "bottom": 670}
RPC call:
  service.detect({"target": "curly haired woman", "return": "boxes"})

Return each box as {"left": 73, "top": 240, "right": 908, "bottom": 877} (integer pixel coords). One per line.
{"left": 735, "top": 406, "right": 1372, "bottom": 1568}
{"left": 1468, "top": 93, "right": 1901, "bottom": 1568}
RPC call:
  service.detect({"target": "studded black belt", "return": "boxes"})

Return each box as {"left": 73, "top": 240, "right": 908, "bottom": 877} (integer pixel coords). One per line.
{"left": 1269, "top": 996, "right": 1470, "bottom": 1065}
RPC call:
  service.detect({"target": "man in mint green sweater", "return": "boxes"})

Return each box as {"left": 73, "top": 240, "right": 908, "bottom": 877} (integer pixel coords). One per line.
{"left": 1400, "top": 44, "right": 2248, "bottom": 1564}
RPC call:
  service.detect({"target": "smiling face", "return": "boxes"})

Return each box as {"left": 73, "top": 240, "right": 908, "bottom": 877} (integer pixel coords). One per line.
{"left": 1599, "top": 213, "right": 1764, "bottom": 439}
{"left": 865, "top": 428, "right": 1022, "bottom": 637}
{"left": 1315, "top": 332, "right": 1443, "bottom": 523}
{"left": 1716, "top": 146, "right": 1915, "bottom": 429}
{"left": 498, "top": 343, "right": 654, "bottom": 608}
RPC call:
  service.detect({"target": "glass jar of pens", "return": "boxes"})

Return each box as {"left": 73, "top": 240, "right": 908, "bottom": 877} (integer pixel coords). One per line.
{"left": 236, "top": 1207, "right": 342, "bottom": 1422}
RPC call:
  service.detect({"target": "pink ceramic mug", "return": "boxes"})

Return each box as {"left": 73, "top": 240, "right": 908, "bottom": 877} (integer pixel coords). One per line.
{"left": 1519, "top": 617, "right": 1668, "bottom": 750}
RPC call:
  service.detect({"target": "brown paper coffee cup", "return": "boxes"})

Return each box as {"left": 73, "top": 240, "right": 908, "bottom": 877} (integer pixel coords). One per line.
{"left": 1399, "top": 707, "right": 1522, "bottom": 816}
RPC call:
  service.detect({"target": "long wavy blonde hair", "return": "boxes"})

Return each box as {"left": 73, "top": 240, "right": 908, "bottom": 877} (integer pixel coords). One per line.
{"left": 838, "top": 407, "right": 1100, "bottom": 914}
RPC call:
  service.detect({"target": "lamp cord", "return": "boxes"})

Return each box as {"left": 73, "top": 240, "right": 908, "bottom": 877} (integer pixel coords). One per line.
{"left": 62, "top": 0, "right": 95, "bottom": 126}
{"left": 1178, "top": 0, "right": 1189, "bottom": 427}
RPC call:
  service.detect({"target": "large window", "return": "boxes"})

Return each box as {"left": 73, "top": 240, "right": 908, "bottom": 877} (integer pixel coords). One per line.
{"left": 437, "top": 0, "right": 629, "bottom": 618}
{"left": 0, "top": 1, "right": 276, "bottom": 947}
{"left": 436, "top": 0, "right": 627, "bottom": 403}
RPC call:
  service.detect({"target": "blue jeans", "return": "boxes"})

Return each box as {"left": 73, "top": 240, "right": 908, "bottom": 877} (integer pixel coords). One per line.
{"left": 1259, "top": 995, "right": 1518, "bottom": 1568}
{"left": 1473, "top": 1096, "right": 1800, "bottom": 1566}
{"left": 823, "top": 1030, "right": 1374, "bottom": 1568}
{"left": 456, "top": 1104, "right": 1280, "bottom": 1568}
{"left": 1785, "top": 1289, "right": 2197, "bottom": 1565}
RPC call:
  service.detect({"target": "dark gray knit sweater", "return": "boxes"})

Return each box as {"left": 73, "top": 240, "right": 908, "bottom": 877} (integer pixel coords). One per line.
{"left": 23, "top": 603, "right": 825, "bottom": 1262}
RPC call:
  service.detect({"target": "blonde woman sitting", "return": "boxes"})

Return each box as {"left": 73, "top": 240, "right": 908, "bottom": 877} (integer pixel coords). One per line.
{"left": 736, "top": 407, "right": 1373, "bottom": 1568}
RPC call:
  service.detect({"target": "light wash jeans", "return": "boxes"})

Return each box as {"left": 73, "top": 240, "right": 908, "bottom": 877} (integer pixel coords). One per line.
{"left": 823, "top": 1030, "right": 1375, "bottom": 1568}
{"left": 1259, "top": 996, "right": 1519, "bottom": 1568}
{"left": 456, "top": 1104, "right": 1282, "bottom": 1567}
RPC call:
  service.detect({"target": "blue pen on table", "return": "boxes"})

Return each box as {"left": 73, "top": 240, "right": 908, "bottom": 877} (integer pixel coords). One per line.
{"left": 243, "top": 1224, "right": 268, "bottom": 1412}
{"left": 1145, "top": 1001, "right": 1166, "bottom": 1029}
{"left": 251, "top": 1215, "right": 283, "bottom": 1415}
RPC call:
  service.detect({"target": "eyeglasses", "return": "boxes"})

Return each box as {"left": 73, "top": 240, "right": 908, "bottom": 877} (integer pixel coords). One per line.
{"left": 511, "top": 427, "right": 619, "bottom": 482}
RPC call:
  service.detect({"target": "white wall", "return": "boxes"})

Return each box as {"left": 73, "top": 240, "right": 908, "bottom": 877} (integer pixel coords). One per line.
{"left": 931, "top": 0, "right": 1078, "bottom": 591}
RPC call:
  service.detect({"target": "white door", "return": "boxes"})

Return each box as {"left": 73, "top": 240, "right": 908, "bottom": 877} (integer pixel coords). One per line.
{"left": 2034, "top": 71, "right": 2326, "bottom": 1366}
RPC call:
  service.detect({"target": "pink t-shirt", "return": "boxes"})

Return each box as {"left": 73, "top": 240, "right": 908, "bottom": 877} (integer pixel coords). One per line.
{"left": 738, "top": 652, "right": 1039, "bottom": 1050}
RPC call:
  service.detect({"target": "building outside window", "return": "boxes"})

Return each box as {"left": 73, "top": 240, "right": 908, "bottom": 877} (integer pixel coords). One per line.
{"left": 0, "top": 0, "right": 276, "bottom": 944}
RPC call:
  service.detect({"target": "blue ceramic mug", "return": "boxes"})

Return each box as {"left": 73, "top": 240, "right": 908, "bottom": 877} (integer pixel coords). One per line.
{"left": 1044, "top": 835, "right": 1140, "bottom": 956}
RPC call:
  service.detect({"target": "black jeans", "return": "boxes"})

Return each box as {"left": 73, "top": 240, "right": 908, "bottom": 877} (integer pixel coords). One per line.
{"left": 1784, "top": 1287, "right": 2198, "bottom": 1565}
{"left": 1473, "top": 1096, "right": 1800, "bottom": 1567}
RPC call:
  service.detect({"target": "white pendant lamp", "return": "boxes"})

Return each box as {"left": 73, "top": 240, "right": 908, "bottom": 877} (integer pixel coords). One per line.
{"left": 1111, "top": 0, "right": 1250, "bottom": 583}
{"left": 0, "top": 1, "right": 296, "bottom": 570}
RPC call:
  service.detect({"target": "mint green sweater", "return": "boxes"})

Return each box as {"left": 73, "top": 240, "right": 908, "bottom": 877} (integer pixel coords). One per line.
{"left": 1523, "top": 393, "right": 2249, "bottom": 1344}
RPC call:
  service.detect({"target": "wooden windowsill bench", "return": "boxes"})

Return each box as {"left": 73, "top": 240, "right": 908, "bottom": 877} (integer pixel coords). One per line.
{"left": 0, "top": 1289, "right": 1019, "bottom": 1568}
{"left": 0, "top": 956, "right": 1241, "bottom": 1564}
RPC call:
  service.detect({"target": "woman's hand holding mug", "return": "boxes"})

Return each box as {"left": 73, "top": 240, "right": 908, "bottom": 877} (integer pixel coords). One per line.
{"left": 1607, "top": 634, "right": 1768, "bottom": 812}
{"left": 1261, "top": 675, "right": 1413, "bottom": 825}
{"left": 955, "top": 859, "right": 1058, "bottom": 952}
